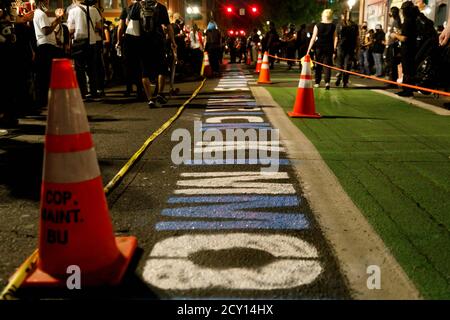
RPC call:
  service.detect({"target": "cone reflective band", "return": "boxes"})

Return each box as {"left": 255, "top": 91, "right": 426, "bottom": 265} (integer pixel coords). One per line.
{"left": 201, "top": 51, "right": 212, "bottom": 77}
{"left": 288, "top": 55, "right": 321, "bottom": 118}
{"left": 255, "top": 51, "right": 262, "bottom": 73}
{"left": 23, "top": 59, "right": 137, "bottom": 287}
{"left": 257, "top": 51, "right": 272, "bottom": 84}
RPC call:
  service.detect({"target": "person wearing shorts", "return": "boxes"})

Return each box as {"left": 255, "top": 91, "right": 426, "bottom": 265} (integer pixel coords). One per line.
{"left": 137, "top": 0, "right": 176, "bottom": 108}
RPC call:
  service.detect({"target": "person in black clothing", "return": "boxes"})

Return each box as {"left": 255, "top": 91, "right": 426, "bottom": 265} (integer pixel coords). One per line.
{"left": 117, "top": 0, "right": 144, "bottom": 99}
{"left": 390, "top": 1, "right": 418, "bottom": 97}
{"left": 284, "top": 23, "right": 296, "bottom": 70}
{"left": 0, "top": 0, "right": 20, "bottom": 127}
{"left": 238, "top": 36, "right": 246, "bottom": 63}
{"left": 334, "top": 10, "right": 358, "bottom": 87}
{"left": 262, "top": 21, "right": 280, "bottom": 69}
{"left": 296, "top": 24, "right": 308, "bottom": 70}
{"left": 227, "top": 35, "right": 237, "bottom": 63}
{"left": 205, "top": 21, "right": 221, "bottom": 76}
{"left": 307, "top": 9, "right": 336, "bottom": 90}
{"left": 172, "top": 17, "right": 186, "bottom": 70}
{"left": 138, "top": 0, "right": 176, "bottom": 107}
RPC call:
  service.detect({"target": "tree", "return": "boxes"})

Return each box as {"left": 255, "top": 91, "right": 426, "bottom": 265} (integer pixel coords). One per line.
{"left": 261, "top": 0, "right": 343, "bottom": 28}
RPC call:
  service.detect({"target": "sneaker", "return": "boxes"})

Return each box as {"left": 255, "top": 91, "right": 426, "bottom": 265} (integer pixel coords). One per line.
{"left": 335, "top": 78, "right": 341, "bottom": 87}
{"left": 148, "top": 99, "right": 161, "bottom": 108}
{"left": 155, "top": 94, "right": 168, "bottom": 105}
{"left": 313, "top": 84, "right": 320, "bottom": 88}
{"left": 91, "top": 95, "right": 102, "bottom": 102}
{"left": 343, "top": 83, "right": 348, "bottom": 88}
{"left": 325, "top": 83, "right": 330, "bottom": 90}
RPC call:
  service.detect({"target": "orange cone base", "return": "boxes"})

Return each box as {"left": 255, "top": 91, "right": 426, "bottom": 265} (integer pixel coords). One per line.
{"left": 22, "top": 236, "right": 137, "bottom": 287}
{"left": 288, "top": 111, "right": 321, "bottom": 118}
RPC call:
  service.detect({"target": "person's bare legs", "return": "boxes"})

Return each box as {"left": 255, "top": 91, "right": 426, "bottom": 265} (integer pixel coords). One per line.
{"left": 157, "top": 74, "right": 165, "bottom": 96}
{"left": 142, "top": 77, "right": 153, "bottom": 101}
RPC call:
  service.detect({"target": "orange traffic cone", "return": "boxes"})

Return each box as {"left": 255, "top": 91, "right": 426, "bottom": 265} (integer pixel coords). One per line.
{"left": 255, "top": 51, "right": 262, "bottom": 73}
{"left": 288, "top": 55, "right": 321, "bottom": 118}
{"left": 23, "top": 59, "right": 137, "bottom": 287}
{"left": 257, "top": 51, "right": 272, "bottom": 84}
{"left": 201, "top": 51, "right": 213, "bottom": 78}
{"left": 246, "top": 49, "right": 252, "bottom": 65}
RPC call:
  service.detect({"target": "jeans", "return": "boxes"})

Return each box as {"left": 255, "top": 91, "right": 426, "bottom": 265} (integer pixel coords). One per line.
{"left": 336, "top": 48, "right": 354, "bottom": 84}
{"left": 358, "top": 48, "right": 370, "bottom": 75}
{"left": 372, "top": 52, "right": 383, "bottom": 76}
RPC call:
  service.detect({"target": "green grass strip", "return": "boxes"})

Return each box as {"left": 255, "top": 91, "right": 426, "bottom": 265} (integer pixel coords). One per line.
{"left": 267, "top": 86, "right": 450, "bottom": 299}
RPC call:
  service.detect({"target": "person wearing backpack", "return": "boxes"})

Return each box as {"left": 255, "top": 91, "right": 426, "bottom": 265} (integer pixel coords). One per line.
{"left": 67, "top": 0, "right": 103, "bottom": 101}
{"left": 137, "top": 0, "right": 176, "bottom": 108}
{"left": 117, "top": 0, "right": 145, "bottom": 99}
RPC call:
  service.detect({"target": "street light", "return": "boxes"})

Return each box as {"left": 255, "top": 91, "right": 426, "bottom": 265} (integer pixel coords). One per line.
{"left": 186, "top": 6, "right": 200, "bottom": 16}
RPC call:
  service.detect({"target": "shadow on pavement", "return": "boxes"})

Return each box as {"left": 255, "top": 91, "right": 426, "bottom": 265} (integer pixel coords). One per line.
{"left": 0, "top": 135, "right": 44, "bottom": 202}
{"left": 16, "top": 248, "right": 160, "bottom": 300}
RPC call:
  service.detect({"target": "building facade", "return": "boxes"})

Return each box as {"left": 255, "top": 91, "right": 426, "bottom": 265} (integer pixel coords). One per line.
{"left": 357, "top": 0, "right": 449, "bottom": 29}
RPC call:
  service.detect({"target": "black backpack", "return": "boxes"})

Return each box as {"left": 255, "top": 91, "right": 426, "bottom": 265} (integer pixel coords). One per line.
{"left": 140, "top": 0, "right": 158, "bottom": 34}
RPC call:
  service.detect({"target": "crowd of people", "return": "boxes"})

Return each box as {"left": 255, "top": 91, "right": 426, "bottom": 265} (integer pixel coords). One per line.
{"left": 1, "top": 0, "right": 450, "bottom": 129}
{"left": 256, "top": 1, "right": 450, "bottom": 96}
{"left": 0, "top": 0, "right": 226, "bottom": 129}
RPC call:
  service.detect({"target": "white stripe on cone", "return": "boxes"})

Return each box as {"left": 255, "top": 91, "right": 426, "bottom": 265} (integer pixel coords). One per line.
{"left": 43, "top": 148, "right": 101, "bottom": 183}
{"left": 299, "top": 79, "right": 313, "bottom": 89}
{"left": 298, "top": 59, "right": 312, "bottom": 89}
{"left": 47, "top": 89, "right": 90, "bottom": 135}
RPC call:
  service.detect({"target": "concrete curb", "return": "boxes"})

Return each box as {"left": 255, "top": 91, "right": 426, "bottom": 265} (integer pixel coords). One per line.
{"left": 250, "top": 85, "right": 421, "bottom": 300}
{"left": 353, "top": 84, "right": 450, "bottom": 116}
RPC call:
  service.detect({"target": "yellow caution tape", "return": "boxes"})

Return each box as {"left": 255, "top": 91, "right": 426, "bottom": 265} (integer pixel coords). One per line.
{"left": 0, "top": 78, "right": 206, "bottom": 300}
{"left": 0, "top": 249, "right": 38, "bottom": 300}
{"left": 103, "top": 78, "right": 206, "bottom": 195}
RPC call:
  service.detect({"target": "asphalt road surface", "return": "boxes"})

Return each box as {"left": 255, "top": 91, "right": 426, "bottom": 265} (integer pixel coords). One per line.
{"left": 1, "top": 63, "right": 350, "bottom": 299}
